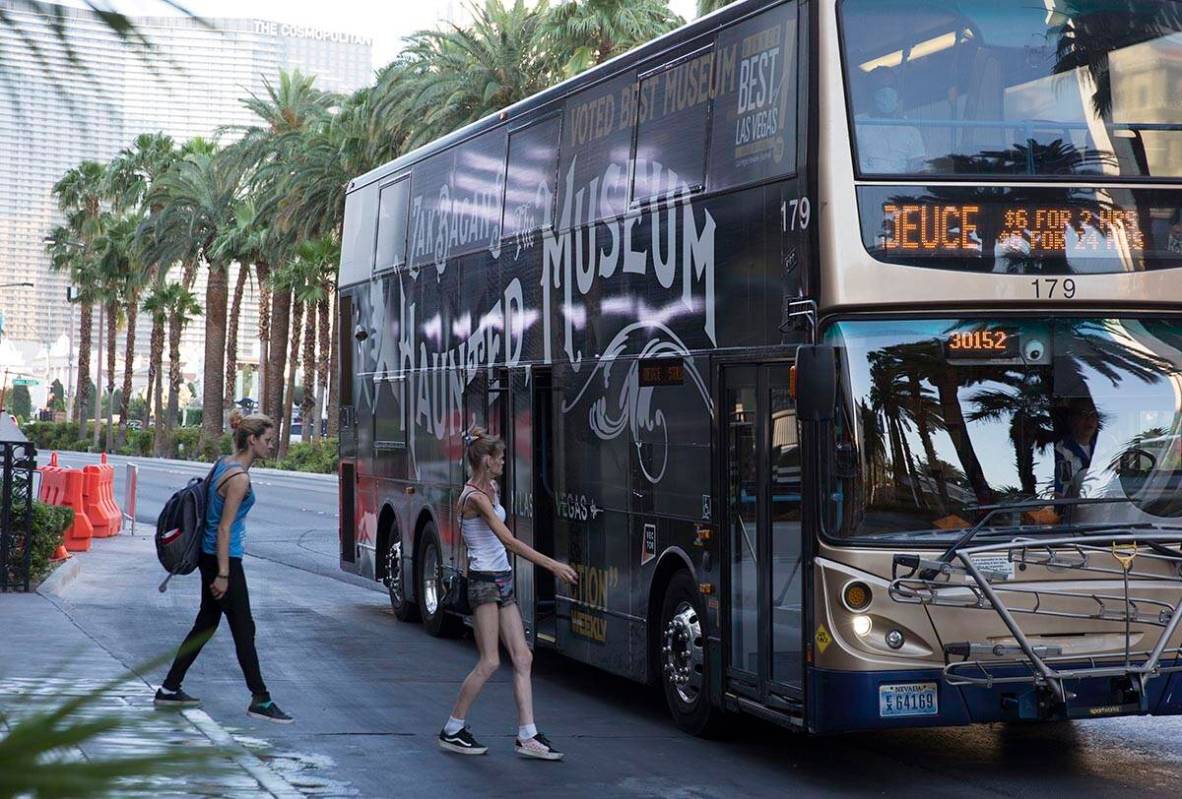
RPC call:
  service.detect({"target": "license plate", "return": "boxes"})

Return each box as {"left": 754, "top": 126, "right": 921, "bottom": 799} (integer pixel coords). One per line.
{"left": 879, "top": 682, "right": 939, "bottom": 718}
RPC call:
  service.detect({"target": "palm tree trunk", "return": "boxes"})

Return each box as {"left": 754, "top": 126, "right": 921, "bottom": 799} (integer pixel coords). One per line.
{"left": 326, "top": 290, "right": 339, "bottom": 439}
{"left": 105, "top": 301, "right": 117, "bottom": 451}
{"left": 118, "top": 294, "right": 138, "bottom": 449}
{"left": 224, "top": 263, "right": 250, "bottom": 412}
{"left": 256, "top": 261, "right": 271, "bottom": 410}
{"left": 301, "top": 300, "right": 317, "bottom": 443}
{"left": 200, "top": 264, "right": 229, "bottom": 457}
{"left": 280, "top": 299, "right": 304, "bottom": 459}
{"left": 75, "top": 302, "right": 93, "bottom": 430}
{"left": 266, "top": 286, "right": 291, "bottom": 423}
{"left": 909, "top": 371, "right": 949, "bottom": 514}
{"left": 315, "top": 294, "right": 331, "bottom": 442}
{"left": 150, "top": 315, "right": 166, "bottom": 457}
{"left": 166, "top": 311, "right": 182, "bottom": 457}
{"left": 935, "top": 374, "right": 994, "bottom": 504}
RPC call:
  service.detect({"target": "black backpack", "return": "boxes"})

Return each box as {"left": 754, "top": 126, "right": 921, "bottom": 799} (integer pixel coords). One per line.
{"left": 155, "top": 459, "right": 221, "bottom": 592}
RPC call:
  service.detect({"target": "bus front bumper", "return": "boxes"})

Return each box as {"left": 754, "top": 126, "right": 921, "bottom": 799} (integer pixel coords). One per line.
{"left": 808, "top": 661, "right": 1182, "bottom": 734}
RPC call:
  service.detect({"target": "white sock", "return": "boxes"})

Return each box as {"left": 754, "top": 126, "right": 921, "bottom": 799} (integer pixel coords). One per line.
{"left": 444, "top": 716, "right": 465, "bottom": 736}
{"left": 518, "top": 722, "right": 537, "bottom": 740}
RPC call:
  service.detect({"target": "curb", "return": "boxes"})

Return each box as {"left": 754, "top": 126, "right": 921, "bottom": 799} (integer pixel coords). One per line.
{"left": 35, "top": 556, "right": 81, "bottom": 597}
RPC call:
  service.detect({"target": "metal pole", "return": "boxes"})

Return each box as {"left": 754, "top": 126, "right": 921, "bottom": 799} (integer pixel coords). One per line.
{"left": 66, "top": 288, "right": 75, "bottom": 421}
{"left": 93, "top": 302, "right": 103, "bottom": 450}
{"left": 123, "top": 463, "right": 137, "bottom": 535}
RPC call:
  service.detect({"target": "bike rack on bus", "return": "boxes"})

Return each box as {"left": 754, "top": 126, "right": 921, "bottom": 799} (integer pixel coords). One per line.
{"left": 889, "top": 527, "right": 1182, "bottom": 713}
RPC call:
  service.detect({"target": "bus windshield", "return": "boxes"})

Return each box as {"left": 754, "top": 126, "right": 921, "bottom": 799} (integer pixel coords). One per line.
{"left": 824, "top": 317, "right": 1182, "bottom": 542}
{"left": 839, "top": 0, "right": 1182, "bottom": 178}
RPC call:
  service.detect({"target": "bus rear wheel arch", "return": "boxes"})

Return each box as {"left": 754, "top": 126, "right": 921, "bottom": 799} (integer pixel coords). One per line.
{"left": 658, "top": 569, "right": 728, "bottom": 737}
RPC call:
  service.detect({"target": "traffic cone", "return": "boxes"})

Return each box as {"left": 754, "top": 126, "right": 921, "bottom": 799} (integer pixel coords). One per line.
{"left": 50, "top": 545, "right": 71, "bottom": 561}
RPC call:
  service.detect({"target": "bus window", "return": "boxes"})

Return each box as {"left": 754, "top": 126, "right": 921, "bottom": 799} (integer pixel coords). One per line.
{"left": 559, "top": 71, "right": 634, "bottom": 230}
{"left": 632, "top": 47, "right": 713, "bottom": 204}
{"left": 708, "top": 1, "right": 799, "bottom": 191}
{"left": 375, "top": 177, "right": 410, "bottom": 273}
{"left": 502, "top": 114, "right": 561, "bottom": 246}
{"left": 374, "top": 376, "right": 406, "bottom": 450}
{"left": 452, "top": 129, "right": 507, "bottom": 259}
{"left": 840, "top": 0, "right": 1182, "bottom": 178}
{"left": 409, "top": 151, "right": 456, "bottom": 270}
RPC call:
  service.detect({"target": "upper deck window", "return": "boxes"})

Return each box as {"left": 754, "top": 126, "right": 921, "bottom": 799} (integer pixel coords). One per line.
{"left": 375, "top": 177, "right": 410, "bottom": 272}
{"left": 558, "top": 71, "right": 634, "bottom": 230}
{"left": 633, "top": 47, "right": 713, "bottom": 203}
{"left": 840, "top": 0, "right": 1182, "bottom": 178}
{"left": 503, "top": 114, "right": 561, "bottom": 243}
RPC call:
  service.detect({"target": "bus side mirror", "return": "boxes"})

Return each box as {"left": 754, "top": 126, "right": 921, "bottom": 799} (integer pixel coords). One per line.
{"left": 795, "top": 345, "right": 837, "bottom": 422}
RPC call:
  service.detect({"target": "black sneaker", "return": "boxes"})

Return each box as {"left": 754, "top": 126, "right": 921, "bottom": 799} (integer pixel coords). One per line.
{"left": 247, "top": 698, "right": 294, "bottom": 724}
{"left": 154, "top": 687, "right": 200, "bottom": 708}
{"left": 439, "top": 726, "right": 488, "bottom": 755}
{"left": 515, "top": 732, "right": 564, "bottom": 761}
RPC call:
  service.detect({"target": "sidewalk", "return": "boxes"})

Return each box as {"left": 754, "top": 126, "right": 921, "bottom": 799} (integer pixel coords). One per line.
{"left": 0, "top": 576, "right": 303, "bottom": 798}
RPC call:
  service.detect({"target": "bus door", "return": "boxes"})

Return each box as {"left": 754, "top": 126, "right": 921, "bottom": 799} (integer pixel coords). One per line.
{"left": 722, "top": 363, "right": 805, "bottom": 708}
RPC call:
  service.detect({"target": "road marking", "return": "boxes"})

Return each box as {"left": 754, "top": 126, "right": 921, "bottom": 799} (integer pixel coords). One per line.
{"left": 183, "top": 709, "right": 304, "bottom": 798}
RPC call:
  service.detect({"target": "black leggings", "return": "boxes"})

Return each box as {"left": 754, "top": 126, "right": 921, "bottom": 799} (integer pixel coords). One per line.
{"left": 163, "top": 554, "right": 268, "bottom": 698}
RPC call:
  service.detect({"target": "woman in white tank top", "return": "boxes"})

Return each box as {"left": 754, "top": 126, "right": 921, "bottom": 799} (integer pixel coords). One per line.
{"left": 438, "top": 425, "right": 578, "bottom": 761}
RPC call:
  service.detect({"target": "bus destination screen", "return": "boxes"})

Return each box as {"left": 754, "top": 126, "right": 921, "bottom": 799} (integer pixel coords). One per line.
{"left": 942, "top": 328, "right": 1020, "bottom": 361}
{"left": 638, "top": 358, "right": 685, "bottom": 387}
{"left": 857, "top": 186, "right": 1182, "bottom": 274}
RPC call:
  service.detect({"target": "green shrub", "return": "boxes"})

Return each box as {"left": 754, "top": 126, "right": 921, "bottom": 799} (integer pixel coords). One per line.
{"left": 172, "top": 427, "right": 200, "bottom": 459}
{"left": 27, "top": 501, "right": 74, "bottom": 581}
{"left": 273, "top": 438, "right": 338, "bottom": 474}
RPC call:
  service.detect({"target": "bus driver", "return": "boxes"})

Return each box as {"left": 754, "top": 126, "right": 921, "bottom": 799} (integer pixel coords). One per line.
{"left": 855, "top": 66, "right": 927, "bottom": 174}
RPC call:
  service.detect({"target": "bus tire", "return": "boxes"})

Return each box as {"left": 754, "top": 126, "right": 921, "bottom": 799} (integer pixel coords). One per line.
{"left": 659, "top": 569, "right": 726, "bottom": 737}
{"left": 385, "top": 530, "right": 419, "bottom": 622}
{"left": 418, "top": 523, "right": 462, "bottom": 638}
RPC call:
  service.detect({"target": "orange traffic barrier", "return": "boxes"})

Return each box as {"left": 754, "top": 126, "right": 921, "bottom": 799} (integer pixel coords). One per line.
{"left": 50, "top": 545, "right": 70, "bottom": 561}
{"left": 62, "top": 469, "right": 94, "bottom": 552}
{"left": 101, "top": 453, "right": 122, "bottom": 534}
{"left": 38, "top": 452, "right": 63, "bottom": 504}
{"left": 83, "top": 463, "right": 120, "bottom": 538}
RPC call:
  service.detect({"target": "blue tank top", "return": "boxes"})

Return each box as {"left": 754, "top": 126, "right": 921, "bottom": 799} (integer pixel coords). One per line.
{"left": 201, "top": 458, "right": 254, "bottom": 558}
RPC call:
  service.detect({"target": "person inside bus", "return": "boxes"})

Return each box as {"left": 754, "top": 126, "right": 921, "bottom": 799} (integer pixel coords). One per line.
{"left": 855, "top": 66, "right": 928, "bottom": 174}
{"left": 439, "top": 426, "right": 578, "bottom": 760}
{"left": 1053, "top": 397, "right": 1101, "bottom": 499}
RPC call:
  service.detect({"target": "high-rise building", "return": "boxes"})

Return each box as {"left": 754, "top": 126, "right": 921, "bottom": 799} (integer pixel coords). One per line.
{"left": 0, "top": 1, "right": 372, "bottom": 399}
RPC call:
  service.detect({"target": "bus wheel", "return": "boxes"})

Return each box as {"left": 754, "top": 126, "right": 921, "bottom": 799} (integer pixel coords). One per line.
{"left": 418, "top": 524, "right": 462, "bottom": 638}
{"left": 659, "top": 570, "right": 725, "bottom": 736}
{"left": 385, "top": 532, "right": 419, "bottom": 622}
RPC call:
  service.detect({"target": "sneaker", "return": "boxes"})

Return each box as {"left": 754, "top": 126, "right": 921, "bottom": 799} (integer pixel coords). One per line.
{"left": 438, "top": 726, "right": 488, "bottom": 755}
{"left": 515, "top": 732, "right": 564, "bottom": 761}
{"left": 154, "top": 687, "right": 200, "bottom": 708}
{"left": 247, "top": 699, "right": 294, "bottom": 724}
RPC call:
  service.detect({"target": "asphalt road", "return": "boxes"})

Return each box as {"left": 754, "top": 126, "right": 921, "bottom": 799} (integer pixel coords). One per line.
{"left": 42, "top": 452, "right": 1182, "bottom": 798}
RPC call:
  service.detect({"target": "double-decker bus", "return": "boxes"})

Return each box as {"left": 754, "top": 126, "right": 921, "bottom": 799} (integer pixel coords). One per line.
{"left": 337, "top": 0, "right": 1182, "bottom": 734}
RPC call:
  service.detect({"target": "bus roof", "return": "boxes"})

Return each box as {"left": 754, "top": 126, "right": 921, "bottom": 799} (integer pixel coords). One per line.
{"left": 347, "top": 0, "right": 778, "bottom": 194}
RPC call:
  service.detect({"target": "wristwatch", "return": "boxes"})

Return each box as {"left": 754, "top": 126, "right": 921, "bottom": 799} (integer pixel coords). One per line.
{"left": 217, "top": 573, "right": 229, "bottom": 579}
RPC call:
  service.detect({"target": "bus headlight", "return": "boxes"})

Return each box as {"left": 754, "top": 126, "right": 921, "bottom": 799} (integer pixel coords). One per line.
{"left": 852, "top": 615, "right": 873, "bottom": 637}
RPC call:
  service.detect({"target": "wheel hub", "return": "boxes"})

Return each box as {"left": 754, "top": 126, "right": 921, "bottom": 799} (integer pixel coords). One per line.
{"left": 422, "top": 543, "right": 440, "bottom": 616}
{"left": 663, "top": 602, "right": 703, "bottom": 706}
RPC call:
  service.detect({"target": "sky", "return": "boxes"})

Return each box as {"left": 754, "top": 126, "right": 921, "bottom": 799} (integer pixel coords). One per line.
{"left": 65, "top": 0, "right": 702, "bottom": 72}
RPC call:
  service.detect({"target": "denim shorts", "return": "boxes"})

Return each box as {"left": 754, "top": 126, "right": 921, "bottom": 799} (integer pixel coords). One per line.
{"left": 468, "top": 570, "right": 515, "bottom": 608}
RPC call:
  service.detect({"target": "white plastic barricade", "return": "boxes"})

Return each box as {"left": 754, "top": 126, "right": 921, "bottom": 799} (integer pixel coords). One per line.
{"left": 123, "top": 463, "right": 138, "bottom": 535}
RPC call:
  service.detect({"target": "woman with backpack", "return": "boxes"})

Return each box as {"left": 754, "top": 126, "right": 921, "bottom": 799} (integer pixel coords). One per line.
{"left": 155, "top": 410, "right": 292, "bottom": 724}
{"left": 438, "top": 426, "right": 578, "bottom": 760}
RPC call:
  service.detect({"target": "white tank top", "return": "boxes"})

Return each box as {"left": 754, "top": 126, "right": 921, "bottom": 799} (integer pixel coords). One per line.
{"left": 460, "top": 488, "right": 511, "bottom": 573}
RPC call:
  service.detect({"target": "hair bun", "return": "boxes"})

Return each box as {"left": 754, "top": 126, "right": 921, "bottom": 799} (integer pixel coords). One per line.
{"left": 228, "top": 409, "right": 244, "bottom": 430}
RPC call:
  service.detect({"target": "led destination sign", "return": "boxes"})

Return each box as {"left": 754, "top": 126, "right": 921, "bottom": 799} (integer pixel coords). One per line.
{"left": 858, "top": 186, "right": 1182, "bottom": 275}
{"left": 943, "top": 328, "right": 1020, "bottom": 360}
{"left": 881, "top": 203, "right": 1144, "bottom": 255}
{"left": 638, "top": 357, "right": 685, "bottom": 387}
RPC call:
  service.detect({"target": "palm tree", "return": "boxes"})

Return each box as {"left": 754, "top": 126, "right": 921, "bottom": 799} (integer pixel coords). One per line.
{"left": 542, "top": 0, "right": 683, "bottom": 78}
{"left": 696, "top": 0, "right": 732, "bottom": 15}
{"left": 93, "top": 212, "right": 146, "bottom": 448}
{"left": 289, "top": 237, "right": 338, "bottom": 443}
{"left": 51, "top": 161, "right": 108, "bottom": 430}
{"left": 161, "top": 282, "right": 202, "bottom": 455}
{"left": 145, "top": 146, "right": 242, "bottom": 456}
{"left": 381, "top": 0, "right": 557, "bottom": 147}
{"left": 140, "top": 281, "right": 169, "bottom": 454}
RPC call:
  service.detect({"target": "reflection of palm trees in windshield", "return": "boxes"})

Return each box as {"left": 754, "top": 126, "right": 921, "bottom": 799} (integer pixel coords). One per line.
{"left": 966, "top": 370, "right": 1055, "bottom": 496}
